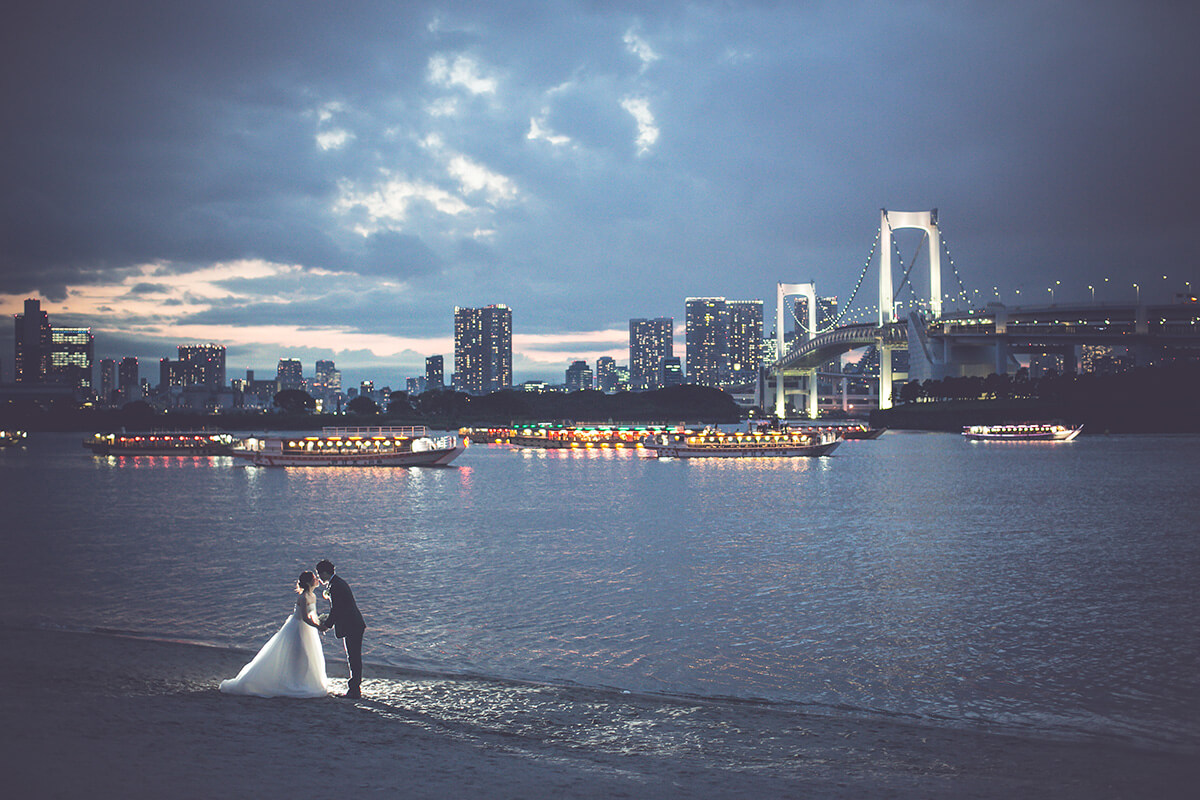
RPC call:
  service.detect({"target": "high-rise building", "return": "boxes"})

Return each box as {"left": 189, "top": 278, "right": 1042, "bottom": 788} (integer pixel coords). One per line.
{"left": 160, "top": 358, "right": 180, "bottom": 390}
{"left": 595, "top": 356, "right": 618, "bottom": 393}
{"left": 685, "top": 297, "right": 764, "bottom": 388}
{"left": 565, "top": 360, "right": 593, "bottom": 392}
{"left": 177, "top": 344, "right": 226, "bottom": 390}
{"left": 817, "top": 296, "right": 838, "bottom": 331}
{"left": 454, "top": 305, "right": 512, "bottom": 394}
{"left": 118, "top": 357, "right": 139, "bottom": 400}
{"left": 276, "top": 359, "right": 304, "bottom": 391}
{"left": 100, "top": 358, "right": 117, "bottom": 404}
{"left": 14, "top": 298, "right": 52, "bottom": 383}
{"left": 13, "top": 299, "right": 95, "bottom": 395}
{"left": 724, "top": 300, "right": 764, "bottom": 387}
{"left": 685, "top": 297, "right": 727, "bottom": 388}
{"left": 311, "top": 360, "right": 340, "bottom": 400}
{"left": 629, "top": 317, "right": 673, "bottom": 391}
{"left": 662, "top": 356, "right": 684, "bottom": 387}
{"left": 615, "top": 365, "right": 631, "bottom": 392}
{"left": 425, "top": 355, "right": 444, "bottom": 392}
{"left": 49, "top": 327, "right": 94, "bottom": 395}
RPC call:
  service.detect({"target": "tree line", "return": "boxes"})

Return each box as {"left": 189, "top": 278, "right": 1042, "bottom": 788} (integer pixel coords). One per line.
{"left": 1, "top": 384, "right": 742, "bottom": 431}
{"left": 879, "top": 361, "right": 1200, "bottom": 433}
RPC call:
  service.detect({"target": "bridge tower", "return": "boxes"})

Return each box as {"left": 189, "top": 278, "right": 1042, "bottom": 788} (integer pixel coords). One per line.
{"left": 879, "top": 209, "right": 942, "bottom": 323}
{"left": 774, "top": 282, "right": 818, "bottom": 419}
{"left": 877, "top": 209, "right": 940, "bottom": 409}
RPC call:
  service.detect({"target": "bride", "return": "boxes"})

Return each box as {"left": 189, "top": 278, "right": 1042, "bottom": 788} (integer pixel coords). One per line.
{"left": 220, "top": 570, "right": 330, "bottom": 698}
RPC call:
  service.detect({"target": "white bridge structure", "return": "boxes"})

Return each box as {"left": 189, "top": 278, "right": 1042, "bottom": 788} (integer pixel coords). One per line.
{"left": 771, "top": 208, "right": 1200, "bottom": 418}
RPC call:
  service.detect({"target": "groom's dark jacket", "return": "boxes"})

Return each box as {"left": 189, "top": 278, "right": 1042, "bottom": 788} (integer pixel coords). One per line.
{"left": 326, "top": 574, "right": 366, "bottom": 639}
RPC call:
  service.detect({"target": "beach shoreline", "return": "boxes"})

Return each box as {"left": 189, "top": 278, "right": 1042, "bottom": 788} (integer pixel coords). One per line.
{"left": 1, "top": 627, "right": 1194, "bottom": 799}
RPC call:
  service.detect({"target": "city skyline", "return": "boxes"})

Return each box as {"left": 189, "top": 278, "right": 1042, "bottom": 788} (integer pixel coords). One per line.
{"left": 2, "top": 3, "right": 1197, "bottom": 389}
{"left": 6, "top": 295, "right": 777, "bottom": 395}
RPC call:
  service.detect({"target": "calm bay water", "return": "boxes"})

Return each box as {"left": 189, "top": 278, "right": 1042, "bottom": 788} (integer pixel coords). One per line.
{"left": 3, "top": 430, "right": 1198, "bottom": 747}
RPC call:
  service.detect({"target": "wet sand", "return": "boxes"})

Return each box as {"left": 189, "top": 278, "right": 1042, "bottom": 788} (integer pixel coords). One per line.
{"left": 0, "top": 628, "right": 1194, "bottom": 799}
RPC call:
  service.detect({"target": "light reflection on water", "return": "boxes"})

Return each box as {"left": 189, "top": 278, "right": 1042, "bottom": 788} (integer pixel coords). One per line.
{"left": 4, "top": 431, "right": 1199, "bottom": 746}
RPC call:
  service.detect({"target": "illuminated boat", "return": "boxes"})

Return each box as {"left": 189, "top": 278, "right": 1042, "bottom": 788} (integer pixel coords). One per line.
{"left": 961, "top": 422, "right": 1082, "bottom": 441}
{"left": 772, "top": 421, "right": 886, "bottom": 440}
{"left": 84, "top": 430, "right": 237, "bottom": 455}
{"left": 833, "top": 423, "right": 886, "bottom": 440}
{"left": 232, "top": 426, "right": 464, "bottom": 467}
{"left": 642, "top": 427, "right": 841, "bottom": 458}
{"left": 459, "top": 422, "right": 689, "bottom": 449}
{"left": 0, "top": 430, "right": 28, "bottom": 447}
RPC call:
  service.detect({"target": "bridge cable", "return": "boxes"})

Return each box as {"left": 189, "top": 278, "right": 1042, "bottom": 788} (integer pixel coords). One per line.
{"left": 787, "top": 229, "right": 880, "bottom": 336}
{"left": 936, "top": 220, "right": 974, "bottom": 311}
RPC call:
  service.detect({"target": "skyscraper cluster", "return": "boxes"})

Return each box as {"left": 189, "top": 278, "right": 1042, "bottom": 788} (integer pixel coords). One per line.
{"left": 10, "top": 291, "right": 802, "bottom": 408}
{"left": 13, "top": 298, "right": 94, "bottom": 396}
{"left": 160, "top": 344, "right": 227, "bottom": 392}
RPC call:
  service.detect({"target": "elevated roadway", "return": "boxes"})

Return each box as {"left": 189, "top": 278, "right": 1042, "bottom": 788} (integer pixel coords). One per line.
{"left": 771, "top": 301, "right": 1200, "bottom": 415}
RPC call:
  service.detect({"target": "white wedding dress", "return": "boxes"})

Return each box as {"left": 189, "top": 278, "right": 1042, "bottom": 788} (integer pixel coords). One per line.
{"left": 220, "top": 597, "right": 330, "bottom": 698}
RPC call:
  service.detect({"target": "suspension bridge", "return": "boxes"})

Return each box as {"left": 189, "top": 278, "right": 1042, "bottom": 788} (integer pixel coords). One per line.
{"left": 770, "top": 209, "right": 1200, "bottom": 418}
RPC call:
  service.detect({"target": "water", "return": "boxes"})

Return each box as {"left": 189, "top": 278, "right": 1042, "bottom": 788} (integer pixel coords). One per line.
{"left": 3, "top": 431, "right": 1198, "bottom": 748}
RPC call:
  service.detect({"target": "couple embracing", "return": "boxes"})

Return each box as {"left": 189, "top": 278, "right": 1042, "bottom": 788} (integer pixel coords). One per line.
{"left": 220, "top": 559, "right": 365, "bottom": 699}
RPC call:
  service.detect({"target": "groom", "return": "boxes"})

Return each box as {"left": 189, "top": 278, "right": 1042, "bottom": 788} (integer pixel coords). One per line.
{"left": 316, "top": 559, "right": 366, "bottom": 699}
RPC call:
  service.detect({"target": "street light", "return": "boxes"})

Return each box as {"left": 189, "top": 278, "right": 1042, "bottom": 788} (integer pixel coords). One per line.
{"left": 1088, "top": 284, "right": 1095, "bottom": 302}
{"left": 1134, "top": 282, "right": 1140, "bottom": 304}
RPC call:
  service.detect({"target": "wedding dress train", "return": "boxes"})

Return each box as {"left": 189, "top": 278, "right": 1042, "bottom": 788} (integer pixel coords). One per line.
{"left": 220, "top": 599, "right": 329, "bottom": 698}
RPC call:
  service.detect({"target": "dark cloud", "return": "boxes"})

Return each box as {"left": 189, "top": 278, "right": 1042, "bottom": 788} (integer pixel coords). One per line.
{"left": 4, "top": 1, "right": 1198, "bottom": 385}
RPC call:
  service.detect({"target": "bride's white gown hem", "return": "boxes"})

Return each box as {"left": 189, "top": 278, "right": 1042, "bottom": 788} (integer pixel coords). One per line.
{"left": 220, "top": 600, "right": 330, "bottom": 698}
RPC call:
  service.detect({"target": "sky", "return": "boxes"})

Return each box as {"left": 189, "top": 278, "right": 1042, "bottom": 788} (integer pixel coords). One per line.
{"left": 3, "top": 0, "right": 1198, "bottom": 388}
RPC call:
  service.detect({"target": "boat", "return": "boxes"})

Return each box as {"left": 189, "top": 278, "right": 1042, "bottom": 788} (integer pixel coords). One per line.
{"left": 834, "top": 423, "right": 887, "bottom": 440}
{"left": 961, "top": 422, "right": 1082, "bottom": 442}
{"left": 84, "top": 430, "right": 238, "bottom": 455}
{"left": 460, "top": 422, "right": 690, "bottom": 450}
{"left": 768, "top": 420, "right": 886, "bottom": 440}
{"left": 0, "top": 430, "right": 28, "bottom": 447}
{"left": 231, "top": 426, "right": 464, "bottom": 467}
{"left": 643, "top": 427, "right": 842, "bottom": 458}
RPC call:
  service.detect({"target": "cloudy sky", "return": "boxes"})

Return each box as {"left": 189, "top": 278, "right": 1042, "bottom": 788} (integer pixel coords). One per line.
{"left": 3, "top": 1, "right": 1197, "bottom": 387}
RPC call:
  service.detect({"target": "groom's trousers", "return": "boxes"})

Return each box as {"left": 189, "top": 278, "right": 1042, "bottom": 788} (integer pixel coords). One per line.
{"left": 343, "top": 629, "right": 364, "bottom": 693}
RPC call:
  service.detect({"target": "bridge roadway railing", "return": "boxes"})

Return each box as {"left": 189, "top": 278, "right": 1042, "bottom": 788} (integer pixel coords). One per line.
{"left": 775, "top": 303, "right": 1199, "bottom": 372}
{"left": 774, "top": 322, "right": 906, "bottom": 371}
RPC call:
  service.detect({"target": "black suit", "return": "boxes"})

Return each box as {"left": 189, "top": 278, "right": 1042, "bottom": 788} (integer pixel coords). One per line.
{"left": 325, "top": 574, "right": 366, "bottom": 694}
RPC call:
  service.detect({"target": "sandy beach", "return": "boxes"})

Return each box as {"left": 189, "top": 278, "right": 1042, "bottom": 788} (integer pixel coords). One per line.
{"left": 0, "top": 627, "right": 1194, "bottom": 799}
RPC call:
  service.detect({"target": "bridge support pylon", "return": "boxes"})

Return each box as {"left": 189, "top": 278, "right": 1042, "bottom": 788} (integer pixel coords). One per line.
{"left": 774, "top": 282, "right": 816, "bottom": 418}
{"left": 879, "top": 346, "right": 894, "bottom": 410}
{"left": 880, "top": 209, "right": 941, "bottom": 324}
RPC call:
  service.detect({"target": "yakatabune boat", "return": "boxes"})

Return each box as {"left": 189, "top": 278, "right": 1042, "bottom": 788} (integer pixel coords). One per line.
{"left": 642, "top": 427, "right": 841, "bottom": 458}
{"left": 232, "top": 426, "right": 464, "bottom": 467}
{"left": 460, "top": 422, "right": 688, "bottom": 449}
{"left": 84, "top": 431, "right": 237, "bottom": 455}
{"left": 773, "top": 421, "right": 886, "bottom": 440}
{"left": 961, "top": 422, "right": 1082, "bottom": 442}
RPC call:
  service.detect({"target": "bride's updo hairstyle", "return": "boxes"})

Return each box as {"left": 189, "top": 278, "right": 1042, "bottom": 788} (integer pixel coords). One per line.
{"left": 296, "top": 570, "right": 316, "bottom": 593}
